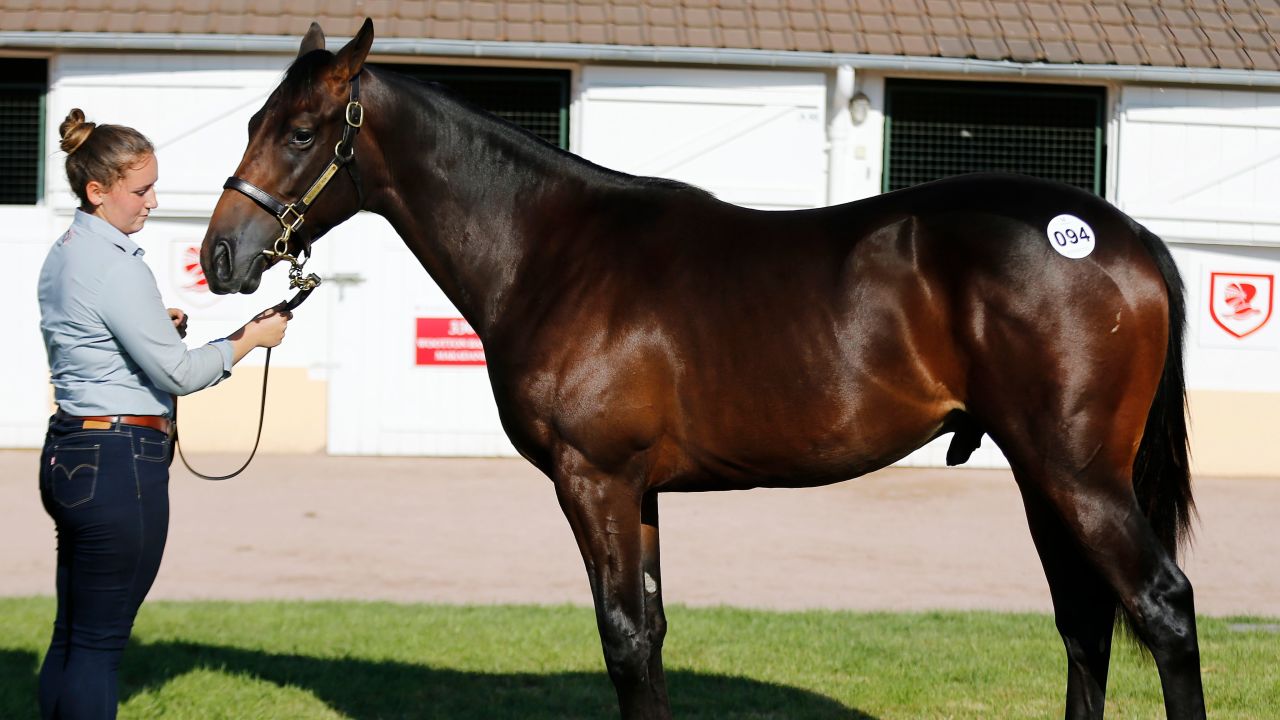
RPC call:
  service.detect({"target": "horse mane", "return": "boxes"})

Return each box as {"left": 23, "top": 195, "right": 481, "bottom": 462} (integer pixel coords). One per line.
{"left": 369, "top": 64, "right": 716, "bottom": 200}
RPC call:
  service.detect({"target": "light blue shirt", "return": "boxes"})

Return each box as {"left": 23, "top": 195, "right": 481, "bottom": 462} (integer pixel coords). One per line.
{"left": 38, "top": 210, "right": 234, "bottom": 417}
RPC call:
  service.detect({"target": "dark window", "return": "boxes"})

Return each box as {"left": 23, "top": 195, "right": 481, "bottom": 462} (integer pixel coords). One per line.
{"left": 0, "top": 58, "right": 46, "bottom": 205}
{"left": 371, "top": 64, "right": 569, "bottom": 149}
{"left": 884, "top": 80, "right": 1105, "bottom": 195}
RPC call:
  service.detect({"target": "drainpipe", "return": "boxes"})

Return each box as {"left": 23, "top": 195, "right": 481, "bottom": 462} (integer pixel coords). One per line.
{"left": 827, "top": 65, "right": 855, "bottom": 207}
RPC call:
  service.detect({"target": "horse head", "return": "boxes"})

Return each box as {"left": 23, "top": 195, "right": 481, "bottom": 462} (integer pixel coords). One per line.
{"left": 201, "top": 19, "right": 374, "bottom": 294}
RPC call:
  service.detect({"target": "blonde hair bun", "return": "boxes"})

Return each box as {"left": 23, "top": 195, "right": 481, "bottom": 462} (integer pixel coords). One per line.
{"left": 59, "top": 108, "right": 96, "bottom": 155}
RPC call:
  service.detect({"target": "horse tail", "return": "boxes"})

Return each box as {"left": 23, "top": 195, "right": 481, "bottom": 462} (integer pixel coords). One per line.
{"left": 1131, "top": 227, "right": 1195, "bottom": 563}
{"left": 1115, "top": 227, "right": 1194, "bottom": 644}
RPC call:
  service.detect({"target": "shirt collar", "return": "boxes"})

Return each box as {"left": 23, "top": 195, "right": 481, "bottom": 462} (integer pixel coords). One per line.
{"left": 72, "top": 209, "right": 145, "bottom": 257}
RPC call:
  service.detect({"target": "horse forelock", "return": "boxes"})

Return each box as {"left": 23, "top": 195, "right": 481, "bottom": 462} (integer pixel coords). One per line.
{"left": 246, "top": 51, "right": 337, "bottom": 140}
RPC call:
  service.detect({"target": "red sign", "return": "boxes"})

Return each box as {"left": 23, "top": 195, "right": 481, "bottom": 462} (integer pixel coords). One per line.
{"left": 181, "top": 245, "right": 208, "bottom": 293}
{"left": 415, "top": 317, "right": 486, "bottom": 365}
{"left": 1209, "top": 272, "right": 1273, "bottom": 339}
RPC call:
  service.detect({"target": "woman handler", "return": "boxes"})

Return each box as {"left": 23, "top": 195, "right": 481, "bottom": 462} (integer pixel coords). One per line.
{"left": 36, "top": 109, "right": 290, "bottom": 719}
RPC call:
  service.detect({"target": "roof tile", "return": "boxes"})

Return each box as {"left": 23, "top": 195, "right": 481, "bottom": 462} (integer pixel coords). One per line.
{"left": 469, "top": 2, "right": 499, "bottom": 21}
{"left": 828, "top": 32, "right": 860, "bottom": 52}
{"left": 506, "top": 3, "right": 534, "bottom": 21}
{"left": 1144, "top": 43, "right": 1181, "bottom": 65}
{"left": 685, "top": 27, "right": 715, "bottom": 45}
{"left": 757, "top": 29, "right": 788, "bottom": 49}
{"left": 899, "top": 34, "right": 934, "bottom": 54}
{"left": 791, "top": 11, "right": 820, "bottom": 31}
{"left": 470, "top": 20, "right": 499, "bottom": 37}
{"left": 863, "top": 34, "right": 896, "bottom": 53}
{"left": 791, "top": 26, "right": 820, "bottom": 44}
{"left": 578, "top": 24, "right": 608, "bottom": 43}
{"left": 539, "top": 22, "right": 571, "bottom": 42}
{"left": 0, "top": 0, "right": 1276, "bottom": 72}
{"left": 505, "top": 21, "right": 537, "bottom": 41}
{"left": 934, "top": 36, "right": 972, "bottom": 56}
{"left": 430, "top": 20, "right": 463, "bottom": 37}
{"left": 1004, "top": 37, "right": 1039, "bottom": 60}
{"left": 894, "top": 15, "right": 928, "bottom": 34}
{"left": 650, "top": 26, "right": 679, "bottom": 43}
{"left": 1075, "top": 40, "right": 1111, "bottom": 62}
{"left": 1109, "top": 42, "right": 1145, "bottom": 64}
{"left": 389, "top": 17, "right": 424, "bottom": 36}
{"left": 1041, "top": 39, "right": 1075, "bottom": 61}
{"left": 859, "top": 13, "right": 890, "bottom": 32}
{"left": 970, "top": 38, "right": 1005, "bottom": 57}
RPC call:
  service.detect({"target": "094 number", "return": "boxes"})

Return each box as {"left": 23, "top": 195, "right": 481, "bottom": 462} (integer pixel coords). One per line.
{"left": 1053, "top": 226, "right": 1092, "bottom": 247}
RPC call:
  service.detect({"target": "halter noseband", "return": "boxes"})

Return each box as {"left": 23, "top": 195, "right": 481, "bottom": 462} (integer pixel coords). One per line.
{"left": 223, "top": 72, "right": 364, "bottom": 297}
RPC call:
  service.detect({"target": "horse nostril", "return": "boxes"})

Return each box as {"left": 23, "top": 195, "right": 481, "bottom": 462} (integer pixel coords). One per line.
{"left": 211, "top": 239, "right": 234, "bottom": 284}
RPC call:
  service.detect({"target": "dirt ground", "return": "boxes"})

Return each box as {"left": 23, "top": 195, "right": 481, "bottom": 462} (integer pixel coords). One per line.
{"left": 2, "top": 450, "right": 1277, "bottom": 616}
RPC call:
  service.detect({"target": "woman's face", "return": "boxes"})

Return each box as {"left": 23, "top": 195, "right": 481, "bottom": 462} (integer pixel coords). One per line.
{"left": 89, "top": 152, "right": 158, "bottom": 235}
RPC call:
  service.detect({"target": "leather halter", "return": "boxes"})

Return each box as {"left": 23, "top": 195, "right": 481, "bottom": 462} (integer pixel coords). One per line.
{"left": 222, "top": 72, "right": 365, "bottom": 300}
{"left": 178, "top": 73, "right": 366, "bottom": 483}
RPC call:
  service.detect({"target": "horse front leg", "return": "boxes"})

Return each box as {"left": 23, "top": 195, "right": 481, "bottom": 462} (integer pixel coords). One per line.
{"left": 554, "top": 451, "right": 671, "bottom": 720}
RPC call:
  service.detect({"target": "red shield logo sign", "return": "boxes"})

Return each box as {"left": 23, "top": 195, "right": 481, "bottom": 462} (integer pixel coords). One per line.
{"left": 1209, "top": 272, "right": 1273, "bottom": 339}
{"left": 172, "top": 243, "right": 216, "bottom": 308}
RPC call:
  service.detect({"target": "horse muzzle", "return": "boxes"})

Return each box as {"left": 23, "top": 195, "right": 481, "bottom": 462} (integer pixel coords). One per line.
{"left": 204, "top": 237, "right": 267, "bottom": 294}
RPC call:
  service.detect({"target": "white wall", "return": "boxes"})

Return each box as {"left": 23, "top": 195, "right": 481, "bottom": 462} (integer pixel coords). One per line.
{"left": 1117, "top": 85, "right": 1280, "bottom": 247}
{"left": 0, "top": 52, "right": 335, "bottom": 448}
{"left": 578, "top": 66, "right": 828, "bottom": 210}
{"left": 1116, "top": 86, "right": 1280, "bottom": 390}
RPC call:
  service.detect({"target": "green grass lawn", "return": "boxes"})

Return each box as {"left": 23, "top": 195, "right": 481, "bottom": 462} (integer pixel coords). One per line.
{"left": 1, "top": 598, "right": 1275, "bottom": 719}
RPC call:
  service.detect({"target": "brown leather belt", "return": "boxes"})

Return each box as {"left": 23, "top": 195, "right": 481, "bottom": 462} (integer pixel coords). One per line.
{"left": 58, "top": 411, "right": 172, "bottom": 435}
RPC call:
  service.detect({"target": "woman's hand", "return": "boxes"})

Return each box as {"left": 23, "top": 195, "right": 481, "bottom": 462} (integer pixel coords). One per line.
{"left": 245, "top": 307, "right": 291, "bottom": 349}
{"left": 168, "top": 308, "right": 188, "bottom": 338}
{"left": 226, "top": 306, "right": 293, "bottom": 364}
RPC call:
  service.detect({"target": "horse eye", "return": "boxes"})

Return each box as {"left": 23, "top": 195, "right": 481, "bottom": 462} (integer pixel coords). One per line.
{"left": 290, "top": 128, "right": 314, "bottom": 147}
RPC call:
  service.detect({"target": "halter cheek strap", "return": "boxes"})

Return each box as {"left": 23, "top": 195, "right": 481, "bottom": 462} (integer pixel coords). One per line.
{"left": 223, "top": 72, "right": 364, "bottom": 291}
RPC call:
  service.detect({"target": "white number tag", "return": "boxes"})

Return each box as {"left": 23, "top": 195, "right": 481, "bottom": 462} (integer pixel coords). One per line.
{"left": 1046, "top": 214, "right": 1095, "bottom": 259}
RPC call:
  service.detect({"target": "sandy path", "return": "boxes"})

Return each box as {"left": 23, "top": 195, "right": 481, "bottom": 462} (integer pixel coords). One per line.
{"left": 2, "top": 451, "right": 1276, "bottom": 616}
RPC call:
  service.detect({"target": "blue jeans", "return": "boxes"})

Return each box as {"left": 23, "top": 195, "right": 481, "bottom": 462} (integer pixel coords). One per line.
{"left": 37, "top": 414, "right": 172, "bottom": 720}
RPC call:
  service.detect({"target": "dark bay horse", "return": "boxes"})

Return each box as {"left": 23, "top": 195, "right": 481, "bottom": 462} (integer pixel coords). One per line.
{"left": 201, "top": 19, "right": 1204, "bottom": 720}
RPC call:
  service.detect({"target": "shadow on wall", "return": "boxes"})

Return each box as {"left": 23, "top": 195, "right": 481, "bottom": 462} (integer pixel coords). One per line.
{"left": 1, "top": 640, "right": 875, "bottom": 720}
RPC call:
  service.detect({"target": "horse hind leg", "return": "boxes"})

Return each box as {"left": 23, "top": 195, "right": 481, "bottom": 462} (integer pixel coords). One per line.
{"left": 1017, "top": 485, "right": 1118, "bottom": 719}
{"left": 1004, "top": 444, "right": 1205, "bottom": 720}
{"left": 553, "top": 449, "right": 670, "bottom": 720}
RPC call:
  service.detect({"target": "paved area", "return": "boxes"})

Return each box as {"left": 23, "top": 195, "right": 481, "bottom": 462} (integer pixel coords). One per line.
{"left": 2, "top": 450, "right": 1277, "bottom": 616}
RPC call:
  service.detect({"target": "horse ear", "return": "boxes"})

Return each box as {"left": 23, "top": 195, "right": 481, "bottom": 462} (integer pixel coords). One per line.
{"left": 298, "top": 22, "right": 325, "bottom": 58}
{"left": 333, "top": 18, "right": 374, "bottom": 82}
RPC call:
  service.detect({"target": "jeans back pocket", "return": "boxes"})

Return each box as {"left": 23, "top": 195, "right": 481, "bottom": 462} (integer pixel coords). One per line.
{"left": 50, "top": 444, "right": 100, "bottom": 508}
{"left": 136, "top": 436, "right": 170, "bottom": 463}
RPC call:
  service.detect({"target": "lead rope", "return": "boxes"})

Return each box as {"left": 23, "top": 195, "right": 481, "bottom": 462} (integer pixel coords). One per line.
{"left": 175, "top": 346, "right": 274, "bottom": 481}
{"left": 174, "top": 280, "right": 319, "bottom": 481}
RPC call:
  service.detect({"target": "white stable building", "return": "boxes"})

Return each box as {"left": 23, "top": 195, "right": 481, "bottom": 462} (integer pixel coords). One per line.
{"left": 1, "top": 3, "right": 1278, "bottom": 476}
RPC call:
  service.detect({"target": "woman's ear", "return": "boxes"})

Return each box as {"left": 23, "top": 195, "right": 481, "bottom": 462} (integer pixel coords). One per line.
{"left": 85, "top": 180, "right": 105, "bottom": 206}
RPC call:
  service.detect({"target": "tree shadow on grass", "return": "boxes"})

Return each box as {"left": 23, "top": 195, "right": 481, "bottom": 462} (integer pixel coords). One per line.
{"left": 105, "top": 639, "right": 876, "bottom": 720}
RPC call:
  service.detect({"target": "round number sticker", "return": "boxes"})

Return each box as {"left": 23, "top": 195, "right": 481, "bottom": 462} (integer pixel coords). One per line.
{"left": 1046, "top": 214, "right": 1095, "bottom": 259}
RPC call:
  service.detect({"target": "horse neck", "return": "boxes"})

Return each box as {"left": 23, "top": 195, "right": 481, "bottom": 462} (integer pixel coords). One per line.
{"left": 360, "top": 70, "right": 601, "bottom": 337}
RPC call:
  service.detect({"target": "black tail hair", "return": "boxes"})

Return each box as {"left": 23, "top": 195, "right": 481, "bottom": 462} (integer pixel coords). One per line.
{"left": 1124, "top": 227, "right": 1196, "bottom": 638}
